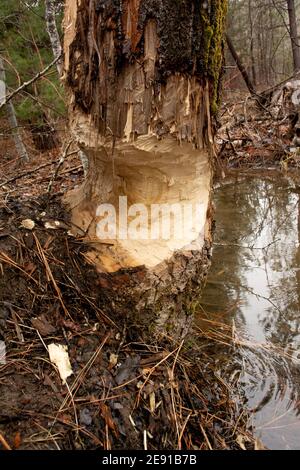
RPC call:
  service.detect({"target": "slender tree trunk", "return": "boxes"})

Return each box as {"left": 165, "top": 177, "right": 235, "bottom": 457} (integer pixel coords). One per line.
{"left": 6, "top": 101, "right": 29, "bottom": 162}
{"left": 63, "top": 0, "right": 227, "bottom": 337}
{"left": 41, "top": 0, "right": 64, "bottom": 152}
{"left": 248, "top": 0, "right": 257, "bottom": 86}
{"left": 287, "top": 0, "right": 300, "bottom": 73}
{"left": 226, "top": 34, "right": 256, "bottom": 95}
{"left": 0, "top": 57, "right": 29, "bottom": 163}
{"left": 257, "top": 14, "right": 264, "bottom": 84}
{"left": 45, "top": 0, "right": 88, "bottom": 172}
{"left": 45, "top": 0, "right": 63, "bottom": 77}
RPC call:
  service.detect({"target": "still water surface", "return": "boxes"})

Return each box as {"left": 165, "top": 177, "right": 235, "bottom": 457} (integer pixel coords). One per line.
{"left": 199, "top": 175, "right": 300, "bottom": 450}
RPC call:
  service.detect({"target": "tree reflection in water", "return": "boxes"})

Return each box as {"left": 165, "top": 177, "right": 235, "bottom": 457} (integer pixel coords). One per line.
{"left": 198, "top": 174, "right": 300, "bottom": 450}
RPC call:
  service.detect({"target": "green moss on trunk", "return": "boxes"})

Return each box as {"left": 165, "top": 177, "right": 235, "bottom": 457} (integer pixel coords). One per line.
{"left": 67, "top": 0, "right": 227, "bottom": 122}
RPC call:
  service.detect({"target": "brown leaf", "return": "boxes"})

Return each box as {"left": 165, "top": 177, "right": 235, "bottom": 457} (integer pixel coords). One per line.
{"left": 99, "top": 403, "right": 119, "bottom": 437}
{"left": 31, "top": 314, "right": 56, "bottom": 336}
{"left": 150, "top": 392, "right": 156, "bottom": 413}
{"left": 23, "top": 261, "right": 36, "bottom": 274}
{"left": 236, "top": 434, "right": 246, "bottom": 450}
{"left": 13, "top": 432, "right": 21, "bottom": 450}
{"left": 58, "top": 318, "right": 81, "bottom": 333}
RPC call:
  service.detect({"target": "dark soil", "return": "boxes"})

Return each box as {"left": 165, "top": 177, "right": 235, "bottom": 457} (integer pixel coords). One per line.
{"left": 0, "top": 192, "right": 255, "bottom": 450}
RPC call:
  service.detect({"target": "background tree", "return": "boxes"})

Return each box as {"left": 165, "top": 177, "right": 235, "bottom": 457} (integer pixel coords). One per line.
{"left": 45, "top": 0, "right": 63, "bottom": 77}
{"left": 0, "top": 55, "right": 29, "bottom": 162}
{"left": 0, "top": 0, "right": 65, "bottom": 152}
{"left": 287, "top": 0, "right": 300, "bottom": 72}
{"left": 226, "top": 0, "right": 300, "bottom": 91}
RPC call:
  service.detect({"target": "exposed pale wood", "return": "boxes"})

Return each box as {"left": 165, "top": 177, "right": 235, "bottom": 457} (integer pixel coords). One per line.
{"left": 63, "top": 0, "right": 227, "bottom": 336}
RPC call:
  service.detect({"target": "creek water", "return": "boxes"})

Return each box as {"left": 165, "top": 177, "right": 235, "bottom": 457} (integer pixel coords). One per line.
{"left": 198, "top": 174, "right": 300, "bottom": 450}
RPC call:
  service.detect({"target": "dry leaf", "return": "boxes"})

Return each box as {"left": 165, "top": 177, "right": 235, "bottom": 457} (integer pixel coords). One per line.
{"left": 150, "top": 392, "right": 156, "bottom": 413}
{"left": 13, "top": 432, "right": 21, "bottom": 450}
{"left": 32, "top": 314, "right": 56, "bottom": 336}
{"left": 48, "top": 343, "right": 73, "bottom": 384}
{"left": 236, "top": 434, "right": 246, "bottom": 450}
{"left": 21, "top": 219, "right": 35, "bottom": 230}
{"left": 99, "top": 403, "right": 119, "bottom": 436}
{"left": 109, "top": 353, "right": 118, "bottom": 369}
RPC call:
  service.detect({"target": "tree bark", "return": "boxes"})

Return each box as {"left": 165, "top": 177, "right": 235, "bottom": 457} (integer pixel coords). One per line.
{"left": 45, "top": 0, "right": 63, "bottom": 77}
{"left": 287, "top": 0, "right": 300, "bottom": 73}
{"left": 63, "top": 0, "right": 227, "bottom": 337}
{"left": 0, "top": 57, "right": 29, "bottom": 163}
{"left": 45, "top": 0, "right": 88, "bottom": 171}
{"left": 248, "top": 0, "right": 257, "bottom": 86}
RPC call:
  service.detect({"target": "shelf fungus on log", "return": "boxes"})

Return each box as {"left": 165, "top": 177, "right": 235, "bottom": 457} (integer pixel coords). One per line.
{"left": 63, "top": 0, "right": 227, "bottom": 337}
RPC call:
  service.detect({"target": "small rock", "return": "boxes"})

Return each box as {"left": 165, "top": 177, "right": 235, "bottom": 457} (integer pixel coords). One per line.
{"left": 79, "top": 408, "right": 93, "bottom": 426}
{"left": 111, "top": 402, "right": 123, "bottom": 410}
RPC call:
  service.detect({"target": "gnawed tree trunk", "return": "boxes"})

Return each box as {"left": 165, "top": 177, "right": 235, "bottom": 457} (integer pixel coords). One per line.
{"left": 63, "top": 0, "right": 227, "bottom": 337}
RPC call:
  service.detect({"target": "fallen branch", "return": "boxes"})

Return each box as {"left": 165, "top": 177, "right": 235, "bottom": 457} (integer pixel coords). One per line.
{"left": 0, "top": 432, "right": 12, "bottom": 451}
{"left": 226, "top": 127, "right": 238, "bottom": 157}
{"left": 0, "top": 160, "right": 58, "bottom": 189}
{"left": 226, "top": 34, "right": 256, "bottom": 96}
{"left": 47, "top": 140, "right": 75, "bottom": 195}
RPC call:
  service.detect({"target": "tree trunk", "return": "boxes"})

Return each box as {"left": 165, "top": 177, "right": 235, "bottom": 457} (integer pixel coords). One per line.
{"left": 63, "top": 0, "right": 227, "bottom": 337}
{"left": 226, "top": 34, "right": 256, "bottom": 95}
{"left": 287, "top": 0, "right": 300, "bottom": 73}
{"left": 248, "top": 0, "right": 257, "bottom": 86}
{"left": 45, "top": 0, "right": 63, "bottom": 77}
{"left": 45, "top": 0, "right": 88, "bottom": 172}
{"left": 0, "top": 57, "right": 29, "bottom": 163}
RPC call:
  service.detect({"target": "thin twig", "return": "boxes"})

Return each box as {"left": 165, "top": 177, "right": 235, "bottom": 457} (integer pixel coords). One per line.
{"left": 33, "top": 233, "right": 72, "bottom": 319}
{"left": 0, "top": 160, "right": 58, "bottom": 189}
{"left": 0, "top": 55, "right": 61, "bottom": 110}
{"left": 135, "top": 346, "right": 182, "bottom": 405}
{"left": 0, "top": 432, "right": 12, "bottom": 450}
{"left": 47, "top": 141, "right": 75, "bottom": 195}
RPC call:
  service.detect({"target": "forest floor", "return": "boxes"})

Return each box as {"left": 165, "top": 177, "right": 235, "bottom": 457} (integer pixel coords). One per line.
{"left": 217, "top": 88, "right": 300, "bottom": 172}
{"left": 0, "top": 131, "right": 260, "bottom": 451}
{"left": 0, "top": 226, "right": 255, "bottom": 452}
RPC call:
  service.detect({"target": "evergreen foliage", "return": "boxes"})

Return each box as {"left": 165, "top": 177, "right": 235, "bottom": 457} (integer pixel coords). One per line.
{"left": 0, "top": 0, "right": 65, "bottom": 125}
